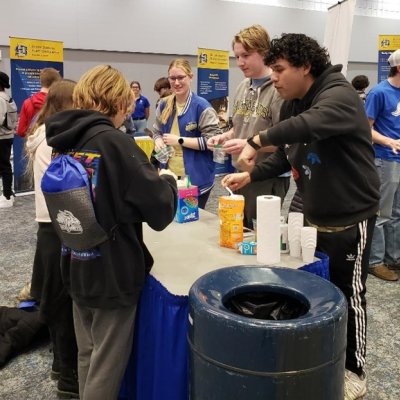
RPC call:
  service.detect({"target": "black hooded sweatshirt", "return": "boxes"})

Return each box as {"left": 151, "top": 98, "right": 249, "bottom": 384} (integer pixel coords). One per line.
{"left": 252, "top": 65, "right": 380, "bottom": 227}
{"left": 46, "top": 110, "right": 178, "bottom": 309}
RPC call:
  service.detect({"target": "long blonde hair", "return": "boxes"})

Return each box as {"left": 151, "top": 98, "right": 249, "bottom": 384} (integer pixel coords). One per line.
{"left": 160, "top": 59, "right": 193, "bottom": 125}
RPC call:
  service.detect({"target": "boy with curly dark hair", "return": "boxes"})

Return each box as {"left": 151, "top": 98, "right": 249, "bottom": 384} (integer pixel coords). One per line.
{"left": 223, "top": 33, "right": 380, "bottom": 400}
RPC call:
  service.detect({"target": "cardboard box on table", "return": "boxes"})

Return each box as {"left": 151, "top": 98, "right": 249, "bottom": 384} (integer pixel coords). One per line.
{"left": 175, "top": 185, "right": 199, "bottom": 223}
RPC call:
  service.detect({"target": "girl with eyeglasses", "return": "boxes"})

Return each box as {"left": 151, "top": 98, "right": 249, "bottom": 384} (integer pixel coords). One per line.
{"left": 151, "top": 58, "right": 221, "bottom": 208}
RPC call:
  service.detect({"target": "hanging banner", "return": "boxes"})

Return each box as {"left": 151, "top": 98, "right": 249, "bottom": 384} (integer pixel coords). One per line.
{"left": 197, "top": 48, "right": 233, "bottom": 174}
{"left": 378, "top": 35, "right": 400, "bottom": 83}
{"left": 323, "top": 0, "right": 356, "bottom": 77}
{"left": 9, "top": 37, "right": 64, "bottom": 192}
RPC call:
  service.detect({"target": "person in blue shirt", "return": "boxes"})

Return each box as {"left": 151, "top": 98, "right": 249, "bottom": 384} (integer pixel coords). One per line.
{"left": 365, "top": 49, "right": 400, "bottom": 282}
{"left": 130, "top": 80, "right": 150, "bottom": 136}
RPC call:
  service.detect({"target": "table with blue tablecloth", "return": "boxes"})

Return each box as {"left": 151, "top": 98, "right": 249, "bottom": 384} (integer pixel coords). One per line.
{"left": 118, "top": 209, "right": 329, "bottom": 400}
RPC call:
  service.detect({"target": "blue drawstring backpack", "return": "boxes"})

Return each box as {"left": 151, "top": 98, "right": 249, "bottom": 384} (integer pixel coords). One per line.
{"left": 41, "top": 153, "right": 108, "bottom": 251}
{"left": 41, "top": 127, "right": 110, "bottom": 251}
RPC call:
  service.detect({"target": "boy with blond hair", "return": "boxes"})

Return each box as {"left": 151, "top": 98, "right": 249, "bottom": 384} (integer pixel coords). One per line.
{"left": 208, "top": 24, "right": 289, "bottom": 228}
{"left": 45, "top": 65, "right": 177, "bottom": 399}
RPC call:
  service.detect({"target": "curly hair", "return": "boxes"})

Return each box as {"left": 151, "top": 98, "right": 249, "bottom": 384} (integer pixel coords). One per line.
{"left": 265, "top": 33, "right": 330, "bottom": 78}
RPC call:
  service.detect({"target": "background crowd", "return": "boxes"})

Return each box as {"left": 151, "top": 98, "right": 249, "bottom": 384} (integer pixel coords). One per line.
{"left": 0, "top": 25, "right": 399, "bottom": 400}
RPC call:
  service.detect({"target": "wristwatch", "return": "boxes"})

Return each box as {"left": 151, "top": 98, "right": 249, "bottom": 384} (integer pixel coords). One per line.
{"left": 247, "top": 135, "right": 261, "bottom": 150}
{"left": 178, "top": 137, "right": 184, "bottom": 145}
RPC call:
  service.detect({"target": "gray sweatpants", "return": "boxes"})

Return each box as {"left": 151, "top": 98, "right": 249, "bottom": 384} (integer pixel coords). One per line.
{"left": 73, "top": 302, "right": 137, "bottom": 400}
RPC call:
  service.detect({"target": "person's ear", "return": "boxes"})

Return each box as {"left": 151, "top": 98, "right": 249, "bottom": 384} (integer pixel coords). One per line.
{"left": 303, "top": 64, "right": 312, "bottom": 76}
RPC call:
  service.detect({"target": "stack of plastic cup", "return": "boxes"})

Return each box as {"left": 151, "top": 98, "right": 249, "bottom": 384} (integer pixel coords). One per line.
{"left": 288, "top": 212, "right": 304, "bottom": 258}
{"left": 300, "top": 227, "right": 317, "bottom": 263}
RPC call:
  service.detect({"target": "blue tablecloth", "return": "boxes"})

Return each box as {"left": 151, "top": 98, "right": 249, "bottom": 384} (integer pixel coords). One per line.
{"left": 118, "top": 252, "right": 329, "bottom": 400}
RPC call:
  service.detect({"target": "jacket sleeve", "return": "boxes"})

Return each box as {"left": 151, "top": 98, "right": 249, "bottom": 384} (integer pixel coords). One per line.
{"left": 152, "top": 102, "right": 164, "bottom": 141}
{"left": 250, "top": 145, "right": 291, "bottom": 182}
{"left": 105, "top": 135, "right": 177, "bottom": 231}
{"left": 197, "top": 107, "right": 222, "bottom": 150}
{"left": 124, "top": 159, "right": 178, "bottom": 231}
{"left": 0, "top": 96, "right": 6, "bottom": 126}
{"left": 0, "top": 307, "right": 46, "bottom": 367}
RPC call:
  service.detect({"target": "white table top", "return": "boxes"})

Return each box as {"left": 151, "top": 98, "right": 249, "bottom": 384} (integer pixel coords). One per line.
{"left": 144, "top": 209, "right": 312, "bottom": 296}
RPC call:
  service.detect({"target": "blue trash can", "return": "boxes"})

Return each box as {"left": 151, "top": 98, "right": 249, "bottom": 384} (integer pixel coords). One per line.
{"left": 188, "top": 266, "right": 347, "bottom": 400}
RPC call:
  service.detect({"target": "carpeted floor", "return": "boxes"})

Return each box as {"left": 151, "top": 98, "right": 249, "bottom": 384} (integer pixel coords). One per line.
{"left": 0, "top": 178, "right": 399, "bottom": 399}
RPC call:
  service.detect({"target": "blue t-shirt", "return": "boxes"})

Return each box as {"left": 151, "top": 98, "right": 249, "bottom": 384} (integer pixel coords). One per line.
{"left": 365, "top": 79, "right": 400, "bottom": 162}
{"left": 131, "top": 95, "right": 150, "bottom": 119}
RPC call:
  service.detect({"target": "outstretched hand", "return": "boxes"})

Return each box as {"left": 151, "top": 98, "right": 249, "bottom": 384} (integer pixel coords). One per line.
{"left": 388, "top": 138, "right": 400, "bottom": 154}
{"left": 207, "top": 134, "right": 225, "bottom": 150}
{"left": 222, "top": 138, "right": 247, "bottom": 155}
{"left": 237, "top": 143, "right": 257, "bottom": 172}
{"left": 221, "top": 172, "right": 251, "bottom": 191}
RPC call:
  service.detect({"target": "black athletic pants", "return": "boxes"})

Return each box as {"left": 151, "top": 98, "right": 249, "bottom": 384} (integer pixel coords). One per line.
{"left": 0, "top": 138, "right": 13, "bottom": 198}
{"left": 316, "top": 215, "right": 376, "bottom": 376}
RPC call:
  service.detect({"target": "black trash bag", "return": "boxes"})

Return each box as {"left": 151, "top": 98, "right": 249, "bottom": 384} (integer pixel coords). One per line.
{"left": 226, "top": 292, "right": 308, "bottom": 321}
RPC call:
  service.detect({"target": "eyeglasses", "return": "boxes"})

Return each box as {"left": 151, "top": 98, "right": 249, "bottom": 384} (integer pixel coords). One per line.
{"left": 131, "top": 86, "right": 140, "bottom": 89}
{"left": 168, "top": 75, "right": 187, "bottom": 82}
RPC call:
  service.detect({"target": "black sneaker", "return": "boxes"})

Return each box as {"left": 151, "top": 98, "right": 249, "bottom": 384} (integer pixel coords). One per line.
{"left": 57, "top": 369, "right": 79, "bottom": 399}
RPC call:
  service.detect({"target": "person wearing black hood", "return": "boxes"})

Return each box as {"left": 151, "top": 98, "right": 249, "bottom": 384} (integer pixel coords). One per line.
{"left": 45, "top": 64, "right": 178, "bottom": 400}
{"left": 222, "top": 34, "right": 380, "bottom": 400}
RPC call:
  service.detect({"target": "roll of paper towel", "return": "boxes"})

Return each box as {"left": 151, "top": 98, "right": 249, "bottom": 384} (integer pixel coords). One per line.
{"left": 256, "top": 195, "right": 281, "bottom": 264}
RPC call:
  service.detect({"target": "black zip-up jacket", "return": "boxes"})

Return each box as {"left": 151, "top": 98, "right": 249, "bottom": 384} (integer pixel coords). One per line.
{"left": 46, "top": 110, "right": 178, "bottom": 308}
{"left": 251, "top": 65, "right": 380, "bottom": 227}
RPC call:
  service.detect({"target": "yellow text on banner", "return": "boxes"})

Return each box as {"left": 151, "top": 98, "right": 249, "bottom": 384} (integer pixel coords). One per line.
{"left": 378, "top": 35, "right": 400, "bottom": 51}
{"left": 9, "top": 37, "right": 64, "bottom": 62}
{"left": 198, "top": 48, "right": 229, "bottom": 70}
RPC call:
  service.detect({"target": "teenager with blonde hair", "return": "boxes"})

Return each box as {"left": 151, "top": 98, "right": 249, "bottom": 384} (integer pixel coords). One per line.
{"left": 45, "top": 64, "right": 178, "bottom": 400}
{"left": 152, "top": 58, "right": 221, "bottom": 208}
{"left": 207, "top": 24, "right": 290, "bottom": 228}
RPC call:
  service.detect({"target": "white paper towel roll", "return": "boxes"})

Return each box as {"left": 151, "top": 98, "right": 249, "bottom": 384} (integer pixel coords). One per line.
{"left": 256, "top": 195, "right": 281, "bottom": 264}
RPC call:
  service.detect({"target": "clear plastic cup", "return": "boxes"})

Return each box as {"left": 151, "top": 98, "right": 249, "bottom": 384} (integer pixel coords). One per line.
{"left": 213, "top": 145, "right": 225, "bottom": 164}
{"left": 154, "top": 146, "right": 175, "bottom": 164}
